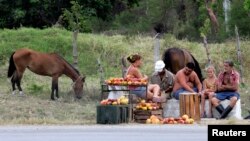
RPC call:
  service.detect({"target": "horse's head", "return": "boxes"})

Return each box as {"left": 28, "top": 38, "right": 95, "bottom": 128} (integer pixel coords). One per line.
{"left": 73, "top": 76, "right": 85, "bottom": 99}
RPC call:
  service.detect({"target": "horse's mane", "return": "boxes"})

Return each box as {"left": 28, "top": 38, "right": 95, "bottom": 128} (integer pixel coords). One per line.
{"left": 190, "top": 54, "right": 203, "bottom": 82}
{"left": 53, "top": 53, "right": 80, "bottom": 75}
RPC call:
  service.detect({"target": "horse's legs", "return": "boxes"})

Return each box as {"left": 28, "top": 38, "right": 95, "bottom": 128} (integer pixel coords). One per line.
{"left": 51, "top": 77, "right": 59, "bottom": 100}
{"left": 16, "top": 74, "right": 24, "bottom": 95}
{"left": 11, "top": 72, "right": 17, "bottom": 95}
{"left": 14, "top": 65, "right": 25, "bottom": 95}
{"left": 51, "top": 82, "right": 55, "bottom": 100}
{"left": 55, "top": 81, "right": 59, "bottom": 99}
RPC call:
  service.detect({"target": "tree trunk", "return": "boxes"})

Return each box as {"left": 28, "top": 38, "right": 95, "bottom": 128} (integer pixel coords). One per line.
{"left": 205, "top": 0, "right": 219, "bottom": 33}
{"left": 72, "top": 30, "right": 78, "bottom": 69}
{"left": 203, "top": 36, "right": 211, "bottom": 65}
{"left": 154, "top": 33, "right": 160, "bottom": 63}
{"left": 121, "top": 57, "right": 127, "bottom": 78}
{"left": 97, "top": 58, "right": 105, "bottom": 85}
{"left": 235, "top": 25, "right": 244, "bottom": 84}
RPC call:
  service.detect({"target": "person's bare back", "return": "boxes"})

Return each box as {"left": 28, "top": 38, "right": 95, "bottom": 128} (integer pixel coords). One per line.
{"left": 172, "top": 62, "right": 202, "bottom": 100}
{"left": 173, "top": 69, "right": 198, "bottom": 93}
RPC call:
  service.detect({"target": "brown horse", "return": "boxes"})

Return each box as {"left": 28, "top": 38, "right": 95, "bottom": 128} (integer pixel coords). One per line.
{"left": 7, "top": 48, "right": 85, "bottom": 100}
{"left": 162, "top": 47, "right": 203, "bottom": 82}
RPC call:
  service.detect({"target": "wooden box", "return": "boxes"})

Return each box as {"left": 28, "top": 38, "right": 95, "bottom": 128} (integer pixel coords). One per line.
{"left": 133, "top": 109, "right": 163, "bottom": 123}
{"left": 96, "top": 105, "right": 129, "bottom": 124}
{"left": 179, "top": 93, "right": 200, "bottom": 121}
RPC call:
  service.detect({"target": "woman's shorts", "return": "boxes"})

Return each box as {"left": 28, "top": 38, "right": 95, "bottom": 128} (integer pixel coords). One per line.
{"left": 130, "top": 86, "right": 147, "bottom": 99}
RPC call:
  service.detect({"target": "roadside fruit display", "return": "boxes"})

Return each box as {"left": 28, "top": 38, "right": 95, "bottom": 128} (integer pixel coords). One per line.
{"left": 146, "top": 115, "right": 162, "bottom": 124}
{"left": 162, "top": 114, "right": 195, "bottom": 124}
{"left": 145, "top": 114, "right": 195, "bottom": 124}
{"left": 100, "top": 96, "right": 129, "bottom": 105}
{"left": 135, "top": 99, "right": 160, "bottom": 110}
{"left": 105, "top": 75, "right": 148, "bottom": 86}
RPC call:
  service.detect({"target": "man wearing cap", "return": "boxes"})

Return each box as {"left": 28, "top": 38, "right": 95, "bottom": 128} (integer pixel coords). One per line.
{"left": 172, "top": 62, "right": 202, "bottom": 100}
{"left": 150, "top": 60, "right": 175, "bottom": 99}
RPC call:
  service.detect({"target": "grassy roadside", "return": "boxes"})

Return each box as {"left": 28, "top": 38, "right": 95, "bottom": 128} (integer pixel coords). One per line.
{"left": 0, "top": 28, "right": 250, "bottom": 125}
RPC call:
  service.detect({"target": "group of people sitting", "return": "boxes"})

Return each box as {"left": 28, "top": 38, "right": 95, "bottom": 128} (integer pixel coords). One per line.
{"left": 126, "top": 54, "right": 240, "bottom": 119}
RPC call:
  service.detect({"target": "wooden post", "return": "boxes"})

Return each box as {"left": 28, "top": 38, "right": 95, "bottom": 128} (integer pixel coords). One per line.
{"left": 72, "top": 30, "right": 79, "bottom": 69}
{"left": 154, "top": 33, "right": 160, "bottom": 63}
{"left": 203, "top": 36, "right": 211, "bottom": 65}
{"left": 121, "top": 57, "right": 127, "bottom": 78}
{"left": 97, "top": 58, "right": 105, "bottom": 85}
{"left": 235, "top": 25, "right": 244, "bottom": 84}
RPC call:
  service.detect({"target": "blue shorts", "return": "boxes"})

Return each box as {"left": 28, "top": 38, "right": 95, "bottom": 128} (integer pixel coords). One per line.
{"left": 173, "top": 88, "right": 198, "bottom": 100}
{"left": 215, "top": 92, "right": 240, "bottom": 101}
{"left": 130, "top": 86, "right": 147, "bottom": 99}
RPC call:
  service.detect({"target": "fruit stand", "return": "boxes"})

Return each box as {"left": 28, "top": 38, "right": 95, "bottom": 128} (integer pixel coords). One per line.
{"left": 98, "top": 76, "right": 148, "bottom": 123}
{"left": 133, "top": 99, "right": 163, "bottom": 123}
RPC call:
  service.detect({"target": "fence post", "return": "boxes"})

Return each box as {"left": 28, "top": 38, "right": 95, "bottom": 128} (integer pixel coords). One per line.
{"left": 121, "top": 57, "right": 127, "bottom": 78}
{"left": 235, "top": 25, "right": 244, "bottom": 84}
{"left": 72, "top": 30, "right": 78, "bottom": 69}
{"left": 154, "top": 33, "right": 160, "bottom": 63}
{"left": 203, "top": 35, "right": 211, "bottom": 66}
{"left": 97, "top": 58, "right": 105, "bottom": 85}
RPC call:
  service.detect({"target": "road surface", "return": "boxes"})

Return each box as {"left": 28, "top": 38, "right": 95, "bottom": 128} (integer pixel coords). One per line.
{"left": 0, "top": 124, "right": 207, "bottom": 141}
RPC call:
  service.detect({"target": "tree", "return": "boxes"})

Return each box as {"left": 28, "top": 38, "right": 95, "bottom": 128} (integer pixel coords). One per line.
{"left": 0, "top": 0, "right": 71, "bottom": 28}
{"left": 229, "top": 0, "right": 250, "bottom": 36}
{"left": 63, "top": 1, "right": 91, "bottom": 69}
{"left": 244, "top": 0, "right": 250, "bottom": 11}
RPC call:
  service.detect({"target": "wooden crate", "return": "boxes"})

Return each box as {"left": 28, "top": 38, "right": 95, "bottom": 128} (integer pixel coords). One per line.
{"left": 133, "top": 109, "right": 163, "bottom": 123}
{"left": 179, "top": 93, "right": 200, "bottom": 121}
{"left": 96, "top": 105, "right": 129, "bottom": 124}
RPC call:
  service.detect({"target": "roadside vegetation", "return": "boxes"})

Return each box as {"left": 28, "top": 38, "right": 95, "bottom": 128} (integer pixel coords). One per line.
{"left": 0, "top": 28, "right": 249, "bottom": 124}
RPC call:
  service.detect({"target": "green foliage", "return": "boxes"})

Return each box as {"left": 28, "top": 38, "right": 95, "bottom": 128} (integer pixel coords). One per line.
{"left": 200, "top": 19, "right": 211, "bottom": 38}
{"left": 229, "top": 0, "right": 250, "bottom": 36}
{"left": 63, "top": 1, "right": 92, "bottom": 32}
{"left": 244, "top": 0, "right": 250, "bottom": 11}
{"left": 0, "top": 0, "right": 71, "bottom": 28}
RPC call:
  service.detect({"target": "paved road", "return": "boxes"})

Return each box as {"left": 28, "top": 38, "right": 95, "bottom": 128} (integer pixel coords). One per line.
{"left": 0, "top": 124, "right": 207, "bottom": 141}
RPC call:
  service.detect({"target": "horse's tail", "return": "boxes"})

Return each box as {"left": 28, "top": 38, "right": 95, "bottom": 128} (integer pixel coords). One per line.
{"left": 8, "top": 52, "right": 16, "bottom": 78}
{"left": 191, "top": 54, "right": 203, "bottom": 82}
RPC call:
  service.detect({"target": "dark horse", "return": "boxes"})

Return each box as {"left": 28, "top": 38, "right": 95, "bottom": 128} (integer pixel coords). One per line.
{"left": 162, "top": 47, "right": 203, "bottom": 82}
{"left": 7, "top": 48, "right": 85, "bottom": 100}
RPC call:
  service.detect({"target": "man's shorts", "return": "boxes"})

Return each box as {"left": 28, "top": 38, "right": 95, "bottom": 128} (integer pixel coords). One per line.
{"left": 215, "top": 92, "right": 240, "bottom": 101}
{"left": 173, "top": 88, "right": 198, "bottom": 100}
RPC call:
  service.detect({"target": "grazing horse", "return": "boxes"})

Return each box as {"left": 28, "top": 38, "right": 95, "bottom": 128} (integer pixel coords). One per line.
{"left": 7, "top": 48, "right": 85, "bottom": 100}
{"left": 162, "top": 47, "right": 203, "bottom": 82}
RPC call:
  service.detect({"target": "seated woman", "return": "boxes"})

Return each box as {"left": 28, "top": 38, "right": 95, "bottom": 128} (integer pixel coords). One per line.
{"left": 201, "top": 65, "right": 217, "bottom": 118}
{"left": 126, "top": 54, "right": 163, "bottom": 103}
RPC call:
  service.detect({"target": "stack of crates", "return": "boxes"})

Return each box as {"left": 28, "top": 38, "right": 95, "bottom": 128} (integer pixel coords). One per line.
{"left": 96, "top": 105, "right": 129, "bottom": 124}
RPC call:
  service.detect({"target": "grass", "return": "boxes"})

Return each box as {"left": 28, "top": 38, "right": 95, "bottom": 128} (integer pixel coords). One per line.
{"left": 0, "top": 27, "right": 250, "bottom": 125}
{"left": 0, "top": 68, "right": 98, "bottom": 125}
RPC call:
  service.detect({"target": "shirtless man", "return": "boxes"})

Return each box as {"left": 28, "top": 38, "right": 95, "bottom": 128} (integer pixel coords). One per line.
{"left": 173, "top": 62, "right": 202, "bottom": 100}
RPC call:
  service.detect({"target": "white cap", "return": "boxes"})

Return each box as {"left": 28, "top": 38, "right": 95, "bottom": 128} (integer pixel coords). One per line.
{"left": 155, "top": 60, "right": 165, "bottom": 72}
